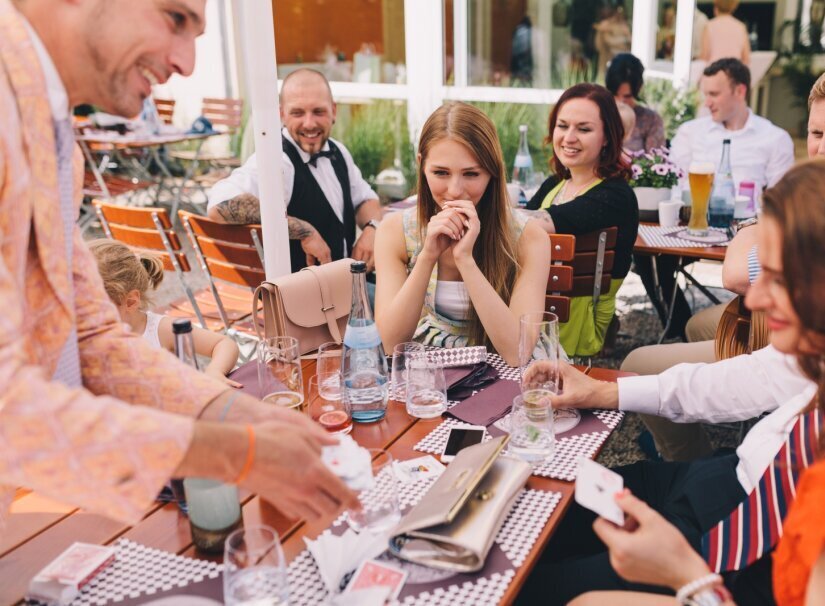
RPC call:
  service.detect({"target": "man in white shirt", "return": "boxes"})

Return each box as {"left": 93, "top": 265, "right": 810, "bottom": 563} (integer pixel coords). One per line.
{"left": 518, "top": 347, "right": 812, "bottom": 604}
{"left": 671, "top": 58, "right": 794, "bottom": 192}
{"left": 207, "top": 69, "right": 383, "bottom": 273}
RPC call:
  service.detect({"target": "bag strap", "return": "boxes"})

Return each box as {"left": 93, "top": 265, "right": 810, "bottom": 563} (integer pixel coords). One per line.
{"left": 252, "top": 281, "right": 280, "bottom": 341}
{"left": 302, "top": 265, "right": 343, "bottom": 343}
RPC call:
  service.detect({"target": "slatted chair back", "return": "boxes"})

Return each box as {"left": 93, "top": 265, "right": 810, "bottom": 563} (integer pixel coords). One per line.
{"left": 92, "top": 200, "right": 206, "bottom": 328}
{"left": 178, "top": 210, "right": 265, "bottom": 332}
{"left": 202, "top": 97, "right": 243, "bottom": 133}
{"left": 153, "top": 98, "right": 176, "bottom": 125}
{"left": 715, "top": 296, "right": 770, "bottom": 360}
{"left": 545, "top": 227, "right": 618, "bottom": 324}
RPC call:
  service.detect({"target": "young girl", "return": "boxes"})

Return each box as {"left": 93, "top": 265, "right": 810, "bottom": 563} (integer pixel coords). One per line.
{"left": 374, "top": 102, "right": 550, "bottom": 366}
{"left": 89, "top": 239, "right": 241, "bottom": 387}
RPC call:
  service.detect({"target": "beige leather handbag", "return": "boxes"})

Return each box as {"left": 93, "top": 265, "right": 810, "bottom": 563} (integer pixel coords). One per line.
{"left": 252, "top": 258, "right": 354, "bottom": 355}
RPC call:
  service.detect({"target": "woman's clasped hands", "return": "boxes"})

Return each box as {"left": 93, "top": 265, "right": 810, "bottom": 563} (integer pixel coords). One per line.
{"left": 422, "top": 200, "right": 480, "bottom": 261}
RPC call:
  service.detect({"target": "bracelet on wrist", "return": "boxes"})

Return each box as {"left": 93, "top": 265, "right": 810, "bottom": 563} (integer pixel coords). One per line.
{"left": 684, "top": 585, "right": 732, "bottom": 606}
{"left": 676, "top": 574, "right": 726, "bottom": 605}
{"left": 234, "top": 425, "right": 256, "bottom": 485}
{"left": 217, "top": 391, "right": 241, "bottom": 422}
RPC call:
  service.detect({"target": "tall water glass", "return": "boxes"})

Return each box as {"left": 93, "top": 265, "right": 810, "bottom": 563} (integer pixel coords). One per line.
{"left": 224, "top": 525, "right": 289, "bottom": 606}
{"left": 687, "top": 162, "right": 715, "bottom": 236}
{"left": 306, "top": 373, "right": 352, "bottom": 434}
{"left": 316, "top": 342, "right": 344, "bottom": 398}
{"left": 346, "top": 449, "right": 401, "bottom": 533}
{"left": 257, "top": 336, "right": 303, "bottom": 410}
{"left": 519, "top": 312, "right": 560, "bottom": 403}
{"left": 391, "top": 341, "right": 426, "bottom": 401}
{"left": 405, "top": 356, "right": 448, "bottom": 419}
{"left": 508, "top": 394, "right": 556, "bottom": 464}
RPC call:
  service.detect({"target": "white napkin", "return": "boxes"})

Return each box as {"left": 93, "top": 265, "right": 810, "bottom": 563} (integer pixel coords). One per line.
{"left": 304, "top": 529, "right": 388, "bottom": 594}
{"left": 321, "top": 435, "right": 374, "bottom": 491}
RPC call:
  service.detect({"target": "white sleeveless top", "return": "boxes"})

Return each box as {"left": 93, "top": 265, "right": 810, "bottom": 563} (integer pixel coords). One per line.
{"left": 141, "top": 311, "right": 164, "bottom": 350}
{"left": 434, "top": 280, "right": 470, "bottom": 321}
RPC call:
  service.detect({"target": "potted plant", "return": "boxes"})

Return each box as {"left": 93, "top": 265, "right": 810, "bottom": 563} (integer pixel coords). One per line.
{"left": 628, "top": 147, "right": 683, "bottom": 221}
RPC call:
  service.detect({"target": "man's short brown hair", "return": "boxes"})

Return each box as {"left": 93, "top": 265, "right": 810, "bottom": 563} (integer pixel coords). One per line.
{"left": 703, "top": 58, "right": 750, "bottom": 96}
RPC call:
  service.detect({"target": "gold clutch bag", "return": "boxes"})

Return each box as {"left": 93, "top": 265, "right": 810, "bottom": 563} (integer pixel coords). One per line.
{"left": 388, "top": 436, "right": 531, "bottom": 572}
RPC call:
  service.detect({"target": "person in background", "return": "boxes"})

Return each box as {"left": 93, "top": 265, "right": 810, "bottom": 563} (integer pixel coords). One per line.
{"left": 642, "top": 57, "right": 793, "bottom": 341}
{"left": 593, "top": 0, "right": 632, "bottom": 79}
{"left": 565, "top": 159, "right": 825, "bottom": 606}
{"left": 700, "top": 0, "right": 750, "bottom": 65}
{"left": 692, "top": 8, "right": 709, "bottom": 59}
{"left": 624, "top": 71, "right": 825, "bottom": 463}
{"left": 605, "top": 53, "right": 666, "bottom": 153}
{"left": 89, "top": 239, "right": 240, "bottom": 387}
{"left": 207, "top": 68, "right": 383, "bottom": 273}
{"left": 616, "top": 101, "right": 636, "bottom": 152}
{"left": 523, "top": 83, "right": 639, "bottom": 358}
{"left": 374, "top": 102, "right": 549, "bottom": 367}
{"left": 0, "top": 0, "right": 357, "bottom": 532}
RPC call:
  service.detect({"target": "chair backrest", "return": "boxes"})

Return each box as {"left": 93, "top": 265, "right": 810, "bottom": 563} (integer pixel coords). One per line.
{"left": 92, "top": 200, "right": 190, "bottom": 272}
{"left": 545, "top": 227, "right": 618, "bottom": 323}
{"left": 715, "top": 296, "right": 770, "bottom": 360}
{"left": 153, "top": 98, "right": 176, "bottom": 125}
{"left": 178, "top": 210, "right": 265, "bottom": 290}
{"left": 201, "top": 97, "right": 243, "bottom": 133}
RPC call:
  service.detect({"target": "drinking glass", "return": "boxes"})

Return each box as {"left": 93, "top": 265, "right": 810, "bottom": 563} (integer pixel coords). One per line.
{"left": 390, "top": 341, "right": 425, "bottom": 401}
{"left": 257, "top": 336, "right": 303, "bottom": 410}
{"left": 306, "top": 373, "right": 352, "bottom": 434}
{"left": 183, "top": 479, "right": 242, "bottom": 554}
{"left": 519, "top": 311, "right": 560, "bottom": 403}
{"left": 508, "top": 394, "right": 556, "bottom": 464}
{"left": 687, "top": 161, "right": 715, "bottom": 236}
{"left": 405, "top": 356, "right": 448, "bottom": 419}
{"left": 317, "top": 342, "right": 344, "bottom": 398}
{"left": 346, "top": 449, "right": 401, "bottom": 533}
{"left": 224, "top": 525, "right": 289, "bottom": 606}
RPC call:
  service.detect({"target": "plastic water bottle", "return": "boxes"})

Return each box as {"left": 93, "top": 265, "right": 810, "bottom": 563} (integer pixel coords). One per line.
{"left": 512, "top": 124, "right": 533, "bottom": 202}
{"left": 708, "top": 139, "right": 736, "bottom": 230}
{"left": 342, "top": 261, "right": 388, "bottom": 423}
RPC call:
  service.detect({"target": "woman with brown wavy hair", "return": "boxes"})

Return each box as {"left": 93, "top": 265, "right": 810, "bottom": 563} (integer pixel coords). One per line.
{"left": 374, "top": 102, "right": 550, "bottom": 366}
{"left": 566, "top": 159, "right": 825, "bottom": 606}
{"left": 525, "top": 82, "right": 639, "bottom": 356}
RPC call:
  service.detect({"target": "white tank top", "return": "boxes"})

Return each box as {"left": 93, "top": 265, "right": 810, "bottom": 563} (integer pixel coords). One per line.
{"left": 434, "top": 280, "right": 470, "bottom": 321}
{"left": 141, "top": 311, "right": 164, "bottom": 350}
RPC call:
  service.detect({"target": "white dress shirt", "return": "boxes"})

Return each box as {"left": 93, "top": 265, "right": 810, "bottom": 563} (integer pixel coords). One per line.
{"left": 207, "top": 129, "right": 378, "bottom": 225}
{"left": 617, "top": 345, "right": 816, "bottom": 493}
{"left": 670, "top": 110, "right": 794, "bottom": 193}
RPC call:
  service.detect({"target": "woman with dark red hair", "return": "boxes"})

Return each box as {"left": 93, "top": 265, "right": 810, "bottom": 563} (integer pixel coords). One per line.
{"left": 525, "top": 83, "right": 639, "bottom": 357}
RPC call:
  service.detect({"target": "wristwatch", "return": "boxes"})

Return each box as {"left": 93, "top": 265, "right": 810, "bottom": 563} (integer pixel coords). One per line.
{"left": 363, "top": 219, "right": 381, "bottom": 231}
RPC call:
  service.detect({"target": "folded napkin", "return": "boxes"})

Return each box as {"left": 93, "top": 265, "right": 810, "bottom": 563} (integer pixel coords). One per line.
{"left": 447, "top": 379, "right": 520, "bottom": 427}
{"left": 446, "top": 363, "right": 499, "bottom": 400}
{"left": 426, "top": 346, "right": 487, "bottom": 368}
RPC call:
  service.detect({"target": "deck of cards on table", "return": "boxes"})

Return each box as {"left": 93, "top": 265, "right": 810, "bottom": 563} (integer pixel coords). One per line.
{"left": 27, "top": 542, "right": 116, "bottom": 605}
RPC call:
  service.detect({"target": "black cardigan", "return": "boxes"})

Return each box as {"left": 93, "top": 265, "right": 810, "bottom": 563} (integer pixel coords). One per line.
{"left": 526, "top": 176, "right": 639, "bottom": 279}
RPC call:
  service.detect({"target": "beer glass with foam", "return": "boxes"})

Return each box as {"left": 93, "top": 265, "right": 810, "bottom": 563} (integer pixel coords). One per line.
{"left": 688, "top": 162, "right": 715, "bottom": 236}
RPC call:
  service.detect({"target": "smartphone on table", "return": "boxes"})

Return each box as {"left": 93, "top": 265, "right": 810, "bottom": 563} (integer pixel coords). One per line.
{"left": 440, "top": 425, "right": 486, "bottom": 463}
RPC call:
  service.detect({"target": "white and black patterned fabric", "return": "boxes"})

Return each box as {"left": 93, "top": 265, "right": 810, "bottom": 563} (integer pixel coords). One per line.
{"left": 638, "top": 224, "right": 729, "bottom": 248}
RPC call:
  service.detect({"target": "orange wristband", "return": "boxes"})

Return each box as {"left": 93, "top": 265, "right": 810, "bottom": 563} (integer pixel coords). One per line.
{"left": 235, "top": 425, "right": 255, "bottom": 485}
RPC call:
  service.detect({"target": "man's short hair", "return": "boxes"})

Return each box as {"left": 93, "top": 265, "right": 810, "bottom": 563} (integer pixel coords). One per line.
{"left": 809, "top": 72, "right": 825, "bottom": 109}
{"left": 280, "top": 68, "right": 333, "bottom": 104}
{"left": 703, "top": 58, "right": 750, "bottom": 95}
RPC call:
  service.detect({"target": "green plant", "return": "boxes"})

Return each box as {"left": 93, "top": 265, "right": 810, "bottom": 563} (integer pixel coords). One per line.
{"left": 469, "top": 102, "right": 552, "bottom": 175}
{"left": 641, "top": 78, "right": 699, "bottom": 140}
{"left": 780, "top": 54, "right": 822, "bottom": 109}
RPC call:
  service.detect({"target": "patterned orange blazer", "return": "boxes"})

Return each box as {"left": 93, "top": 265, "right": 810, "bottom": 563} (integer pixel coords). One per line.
{"left": 0, "top": 0, "right": 227, "bottom": 527}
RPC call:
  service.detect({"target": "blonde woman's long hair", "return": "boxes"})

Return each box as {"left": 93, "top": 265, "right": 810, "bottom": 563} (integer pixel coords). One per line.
{"left": 416, "top": 102, "right": 520, "bottom": 347}
{"left": 88, "top": 238, "right": 164, "bottom": 310}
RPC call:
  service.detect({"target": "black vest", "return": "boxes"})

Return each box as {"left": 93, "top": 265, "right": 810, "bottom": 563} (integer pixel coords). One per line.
{"left": 282, "top": 137, "right": 356, "bottom": 273}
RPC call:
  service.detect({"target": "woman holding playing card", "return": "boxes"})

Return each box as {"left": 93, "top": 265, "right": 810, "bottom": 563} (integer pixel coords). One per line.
{"left": 566, "top": 160, "right": 825, "bottom": 606}
{"left": 373, "top": 102, "right": 550, "bottom": 367}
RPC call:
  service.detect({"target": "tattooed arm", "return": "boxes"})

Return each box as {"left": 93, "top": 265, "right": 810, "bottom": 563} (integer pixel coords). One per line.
{"left": 521, "top": 209, "right": 556, "bottom": 234}
{"left": 207, "top": 194, "right": 332, "bottom": 265}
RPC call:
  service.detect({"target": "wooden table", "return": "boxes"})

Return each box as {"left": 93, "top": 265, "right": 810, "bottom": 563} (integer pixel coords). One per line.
{"left": 0, "top": 363, "right": 631, "bottom": 606}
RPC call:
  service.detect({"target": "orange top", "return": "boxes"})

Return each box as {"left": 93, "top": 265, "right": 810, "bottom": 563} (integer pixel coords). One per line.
{"left": 773, "top": 458, "right": 825, "bottom": 606}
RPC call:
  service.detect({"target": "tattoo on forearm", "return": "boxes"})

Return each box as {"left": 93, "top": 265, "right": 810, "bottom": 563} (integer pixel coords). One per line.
{"left": 288, "top": 216, "right": 315, "bottom": 240}
{"left": 523, "top": 209, "right": 554, "bottom": 225}
{"left": 214, "top": 193, "right": 261, "bottom": 224}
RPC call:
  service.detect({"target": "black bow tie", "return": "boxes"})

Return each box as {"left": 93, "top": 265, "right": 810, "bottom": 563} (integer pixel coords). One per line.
{"left": 307, "top": 149, "right": 335, "bottom": 167}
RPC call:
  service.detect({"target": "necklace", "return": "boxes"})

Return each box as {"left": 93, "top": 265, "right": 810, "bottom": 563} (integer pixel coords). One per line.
{"left": 558, "top": 178, "right": 597, "bottom": 204}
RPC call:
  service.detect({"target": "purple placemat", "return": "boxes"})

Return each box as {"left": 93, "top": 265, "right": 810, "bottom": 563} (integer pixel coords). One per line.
{"left": 447, "top": 380, "right": 520, "bottom": 426}
{"left": 228, "top": 360, "right": 261, "bottom": 398}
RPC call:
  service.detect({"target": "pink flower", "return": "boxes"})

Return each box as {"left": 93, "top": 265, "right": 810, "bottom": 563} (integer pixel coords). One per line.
{"left": 632, "top": 164, "right": 643, "bottom": 178}
{"left": 652, "top": 163, "right": 669, "bottom": 176}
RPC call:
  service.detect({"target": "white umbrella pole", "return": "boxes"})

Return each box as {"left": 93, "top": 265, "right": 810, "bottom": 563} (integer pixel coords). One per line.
{"left": 239, "top": 2, "right": 290, "bottom": 280}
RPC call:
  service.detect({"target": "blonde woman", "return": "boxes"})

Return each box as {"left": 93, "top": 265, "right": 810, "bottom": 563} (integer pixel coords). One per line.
{"left": 700, "top": 0, "right": 750, "bottom": 65}
{"left": 374, "top": 102, "right": 550, "bottom": 366}
{"left": 89, "top": 239, "right": 240, "bottom": 386}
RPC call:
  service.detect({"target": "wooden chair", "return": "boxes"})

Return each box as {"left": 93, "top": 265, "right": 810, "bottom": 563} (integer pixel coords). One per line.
{"left": 178, "top": 210, "right": 265, "bottom": 337}
{"left": 153, "top": 98, "right": 176, "bottom": 125}
{"left": 546, "top": 227, "right": 618, "bottom": 357}
{"left": 715, "top": 296, "right": 770, "bottom": 360}
{"left": 93, "top": 200, "right": 206, "bottom": 328}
